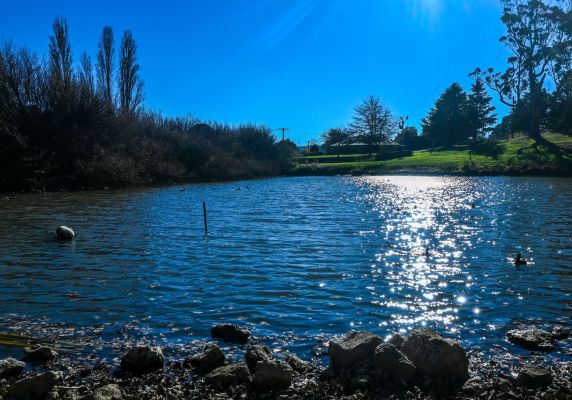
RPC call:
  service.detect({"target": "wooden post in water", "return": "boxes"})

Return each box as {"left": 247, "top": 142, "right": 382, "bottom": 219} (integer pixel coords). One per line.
{"left": 202, "top": 201, "right": 208, "bottom": 234}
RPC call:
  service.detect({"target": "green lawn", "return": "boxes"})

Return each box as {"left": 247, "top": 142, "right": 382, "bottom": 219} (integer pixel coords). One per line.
{"left": 296, "top": 133, "right": 572, "bottom": 175}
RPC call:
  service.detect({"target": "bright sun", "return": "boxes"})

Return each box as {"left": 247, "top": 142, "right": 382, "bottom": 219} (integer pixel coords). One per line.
{"left": 413, "top": 0, "right": 444, "bottom": 20}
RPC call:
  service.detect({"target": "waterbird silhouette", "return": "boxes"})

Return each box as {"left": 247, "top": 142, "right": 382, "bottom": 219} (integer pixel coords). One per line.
{"left": 515, "top": 252, "right": 527, "bottom": 266}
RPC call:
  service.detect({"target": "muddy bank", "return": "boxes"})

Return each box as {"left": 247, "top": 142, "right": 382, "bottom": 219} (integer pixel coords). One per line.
{"left": 1, "top": 325, "right": 571, "bottom": 400}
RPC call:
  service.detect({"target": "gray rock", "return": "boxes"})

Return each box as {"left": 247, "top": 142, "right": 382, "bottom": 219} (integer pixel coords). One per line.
{"left": 373, "top": 343, "right": 416, "bottom": 381}
{"left": 0, "top": 358, "right": 25, "bottom": 378}
{"left": 6, "top": 371, "right": 62, "bottom": 400}
{"left": 210, "top": 324, "right": 250, "bottom": 344}
{"left": 516, "top": 365, "right": 553, "bottom": 389}
{"left": 550, "top": 325, "right": 570, "bottom": 341}
{"left": 462, "top": 377, "right": 486, "bottom": 395}
{"left": 56, "top": 226, "right": 74, "bottom": 240}
{"left": 120, "top": 345, "right": 164, "bottom": 374}
{"left": 245, "top": 345, "right": 273, "bottom": 371}
{"left": 388, "top": 333, "right": 406, "bottom": 349}
{"left": 81, "top": 384, "right": 122, "bottom": 400}
{"left": 204, "top": 362, "right": 252, "bottom": 388}
{"left": 23, "top": 346, "right": 57, "bottom": 363}
{"left": 320, "top": 366, "right": 336, "bottom": 380}
{"left": 507, "top": 328, "right": 554, "bottom": 351}
{"left": 400, "top": 328, "right": 469, "bottom": 382}
{"left": 493, "top": 377, "right": 512, "bottom": 392}
{"left": 188, "top": 343, "right": 225, "bottom": 373}
{"left": 350, "top": 374, "right": 372, "bottom": 391}
{"left": 253, "top": 360, "right": 293, "bottom": 391}
{"left": 329, "top": 331, "right": 382, "bottom": 370}
{"left": 285, "top": 354, "right": 307, "bottom": 373}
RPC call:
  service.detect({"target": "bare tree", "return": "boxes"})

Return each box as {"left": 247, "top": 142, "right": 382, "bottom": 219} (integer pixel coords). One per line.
{"left": 350, "top": 95, "right": 395, "bottom": 153}
{"left": 48, "top": 16, "right": 73, "bottom": 99}
{"left": 321, "top": 126, "right": 351, "bottom": 146}
{"left": 118, "top": 30, "right": 144, "bottom": 114}
{"left": 0, "top": 62, "right": 19, "bottom": 145}
{"left": 0, "top": 42, "right": 23, "bottom": 106}
{"left": 1, "top": 42, "right": 46, "bottom": 110}
{"left": 96, "top": 26, "right": 114, "bottom": 108}
{"left": 0, "top": 43, "right": 46, "bottom": 146}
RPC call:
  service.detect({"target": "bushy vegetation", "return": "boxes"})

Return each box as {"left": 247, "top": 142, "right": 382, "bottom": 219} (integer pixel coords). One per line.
{"left": 394, "top": 127, "right": 428, "bottom": 150}
{"left": 0, "top": 18, "right": 297, "bottom": 191}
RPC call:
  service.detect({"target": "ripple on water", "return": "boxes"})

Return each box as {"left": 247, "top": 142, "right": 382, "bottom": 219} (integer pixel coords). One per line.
{"left": 0, "top": 176, "right": 571, "bottom": 362}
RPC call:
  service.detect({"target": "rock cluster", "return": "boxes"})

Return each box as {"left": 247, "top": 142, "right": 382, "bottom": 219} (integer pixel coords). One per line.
{"left": 81, "top": 384, "right": 122, "bottom": 400}
{"left": 195, "top": 341, "right": 294, "bottom": 392}
{"left": 210, "top": 324, "right": 250, "bottom": 344}
{"left": 6, "top": 371, "right": 62, "bottom": 400}
{"left": 120, "top": 345, "right": 164, "bottom": 375}
{"left": 330, "top": 331, "right": 382, "bottom": 370}
{"left": 252, "top": 360, "right": 293, "bottom": 391}
{"left": 23, "top": 346, "right": 57, "bottom": 363}
{"left": 373, "top": 343, "right": 416, "bottom": 382}
{"left": 328, "top": 329, "right": 469, "bottom": 389}
{"left": 245, "top": 345, "right": 272, "bottom": 370}
{"left": 506, "top": 326, "right": 570, "bottom": 351}
{"left": 400, "top": 328, "right": 469, "bottom": 382}
{"left": 0, "top": 358, "right": 25, "bottom": 379}
{"left": 204, "top": 362, "right": 252, "bottom": 388}
{"left": 1, "top": 323, "right": 568, "bottom": 400}
{"left": 516, "top": 365, "right": 553, "bottom": 389}
{"left": 186, "top": 343, "right": 225, "bottom": 373}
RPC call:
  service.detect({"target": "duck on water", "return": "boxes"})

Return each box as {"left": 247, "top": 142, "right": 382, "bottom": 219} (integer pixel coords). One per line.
{"left": 515, "top": 251, "right": 527, "bottom": 266}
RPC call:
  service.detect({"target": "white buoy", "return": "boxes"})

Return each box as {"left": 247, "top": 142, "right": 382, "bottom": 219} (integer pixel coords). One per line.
{"left": 56, "top": 226, "right": 74, "bottom": 240}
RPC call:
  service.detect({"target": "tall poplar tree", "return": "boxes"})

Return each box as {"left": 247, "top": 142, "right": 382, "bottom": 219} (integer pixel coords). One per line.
{"left": 118, "top": 31, "right": 143, "bottom": 114}
{"left": 96, "top": 26, "right": 114, "bottom": 108}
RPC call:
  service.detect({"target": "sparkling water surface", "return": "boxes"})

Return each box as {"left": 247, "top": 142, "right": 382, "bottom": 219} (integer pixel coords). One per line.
{"left": 0, "top": 176, "right": 570, "bottom": 361}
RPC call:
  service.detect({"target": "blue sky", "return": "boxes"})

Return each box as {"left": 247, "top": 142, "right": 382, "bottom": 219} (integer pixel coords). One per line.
{"left": 0, "top": 0, "right": 509, "bottom": 145}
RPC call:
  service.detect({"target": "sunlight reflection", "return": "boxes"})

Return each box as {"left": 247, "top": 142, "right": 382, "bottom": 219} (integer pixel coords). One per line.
{"left": 353, "top": 176, "right": 480, "bottom": 331}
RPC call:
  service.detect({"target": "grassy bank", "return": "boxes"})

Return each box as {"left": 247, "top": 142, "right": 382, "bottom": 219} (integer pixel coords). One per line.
{"left": 295, "top": 133, "right": 572, "bottom": 176}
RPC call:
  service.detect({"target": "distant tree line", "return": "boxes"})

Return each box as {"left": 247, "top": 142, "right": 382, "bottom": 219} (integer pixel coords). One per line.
{"left": 0, "top": 17, "right": 297, "bottom": 191}
{"left": 322, "top": 78, "right": 499, "bottom": 152}
{"left": 424, "top": 0, "right": 571, "bottom": 147}
{"left": 323, "top": 0, "right": 571, "bottom": 151}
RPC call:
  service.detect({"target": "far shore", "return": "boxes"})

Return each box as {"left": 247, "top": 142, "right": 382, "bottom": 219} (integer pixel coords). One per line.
{"left": 293, "top": 166, "right": 572, "bottom": 178}
{"left": 2, "top": 166, "right": 572, "bottom": 195}
{"left": 3, "top": 133, "right": 571, "bottom": 194}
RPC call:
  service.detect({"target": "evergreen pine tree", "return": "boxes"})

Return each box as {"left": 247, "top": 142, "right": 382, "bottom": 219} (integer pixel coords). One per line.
{"left": 467, "top": 78, "right": 497, "bottom": 140}
{"left": 421, "top": 83, "right": 469, "bottom": 146}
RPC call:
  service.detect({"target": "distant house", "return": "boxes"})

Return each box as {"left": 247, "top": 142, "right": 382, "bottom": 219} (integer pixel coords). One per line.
{"left": 327, "top": 142, "right": 369, "bottom": 154}
{"left": 298, "top": 142, "right": 327, "bottom": 155}
{"left": 327, "top": 141, "right": 404, "bottom": 155}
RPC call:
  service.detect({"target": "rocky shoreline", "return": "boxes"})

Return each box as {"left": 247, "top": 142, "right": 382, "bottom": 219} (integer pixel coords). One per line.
{"left": 1, "top": 324, "right": 570, "bottom": 400}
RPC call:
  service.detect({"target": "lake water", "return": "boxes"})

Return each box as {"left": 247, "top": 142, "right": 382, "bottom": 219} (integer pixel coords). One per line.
{"left": 0, "top": 176, "right": 571, "bottom": 362}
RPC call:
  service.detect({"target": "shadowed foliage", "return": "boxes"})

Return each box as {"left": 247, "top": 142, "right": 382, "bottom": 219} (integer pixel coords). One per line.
{"left": 0, "top": 17, "right": 297, "bottom": 191}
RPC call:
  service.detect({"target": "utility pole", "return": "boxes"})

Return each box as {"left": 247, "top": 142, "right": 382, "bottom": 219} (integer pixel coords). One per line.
{"left": 273, "top": 127, "right": 290, "bottom": 142}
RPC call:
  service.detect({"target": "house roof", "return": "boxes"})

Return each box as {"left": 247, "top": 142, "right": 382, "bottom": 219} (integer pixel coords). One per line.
{"left": 329, "top": 142, "right": 368, "bottom": 146}
{"left": 329, "top": 141, "right": 402, "bottom": 147}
